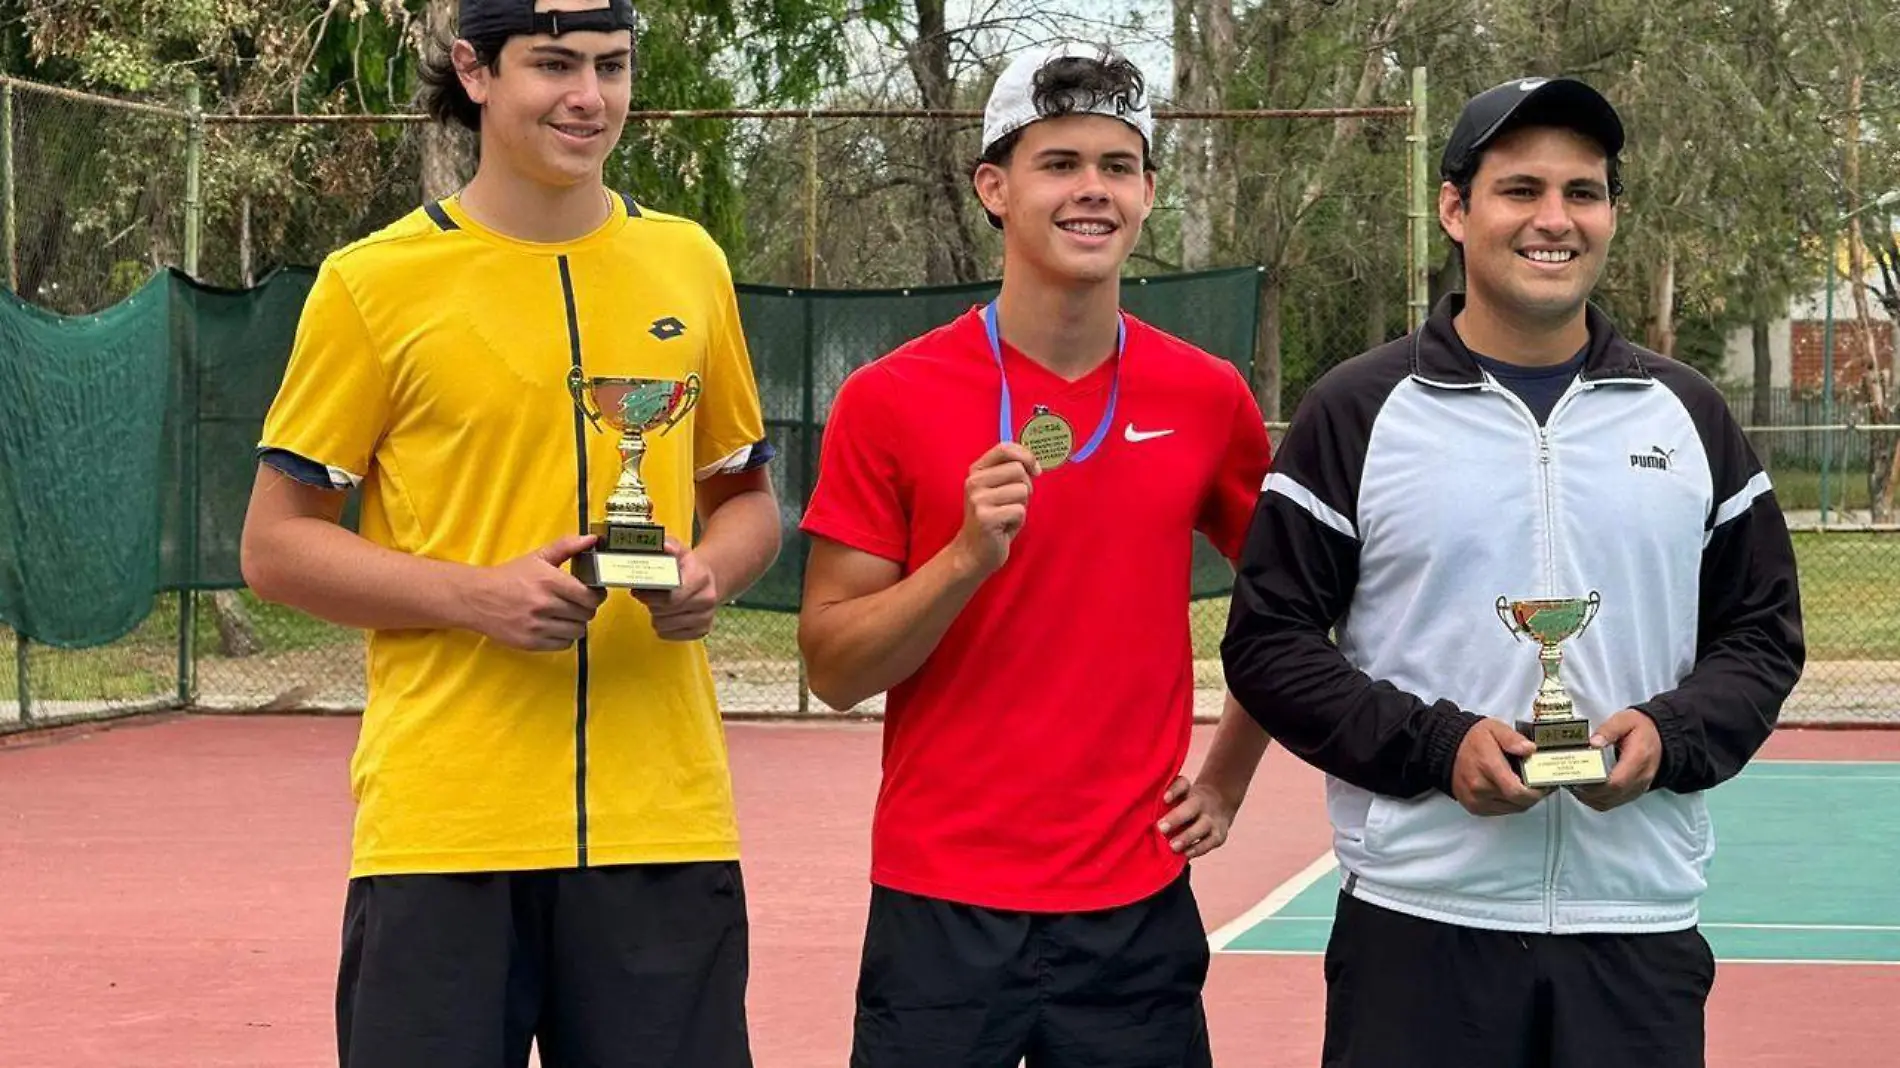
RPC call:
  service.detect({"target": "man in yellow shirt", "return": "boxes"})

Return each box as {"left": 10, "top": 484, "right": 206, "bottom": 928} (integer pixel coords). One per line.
{"left": 239, "top": 1, "right": 780, "bottom": 1064}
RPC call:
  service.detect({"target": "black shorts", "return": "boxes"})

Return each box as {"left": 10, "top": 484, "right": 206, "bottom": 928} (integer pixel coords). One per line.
{"left": 335, "top": 861, "right": 751, "bottom": 1068}
{"left": 1322, "top": 890, "right": 1716, "bottom": 1068}
{"left": 850, "top": 868, "right": 1213, "bottom": 1068}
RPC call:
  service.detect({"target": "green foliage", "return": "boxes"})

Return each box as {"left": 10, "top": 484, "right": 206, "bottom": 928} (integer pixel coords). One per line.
{"left": 607, "top": 0, "right": 903, "bottom": 260}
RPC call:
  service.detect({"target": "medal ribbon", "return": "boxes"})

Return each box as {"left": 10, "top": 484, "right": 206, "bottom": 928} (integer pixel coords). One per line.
{"left": 985, "top": 299, "right": 1124, "bottom": 464}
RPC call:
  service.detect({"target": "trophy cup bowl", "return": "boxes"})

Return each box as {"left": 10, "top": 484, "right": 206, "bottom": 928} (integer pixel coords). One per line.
{"left": 566, "top": 369, "right": 701, "bottom": 589}
{"left": 1496, "top": 591, "right": 1611, "bottom": 788}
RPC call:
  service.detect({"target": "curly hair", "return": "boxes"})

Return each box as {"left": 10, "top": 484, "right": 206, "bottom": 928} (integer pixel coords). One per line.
{"left": 971, "top": 49, "right": 1157, "bottom": 230}
{"left": 416, "top": 31, "right": 508, "bottom": 133}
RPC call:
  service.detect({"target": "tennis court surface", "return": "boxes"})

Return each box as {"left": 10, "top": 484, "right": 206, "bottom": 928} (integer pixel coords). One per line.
{"left": 3, "top": 716, "right": 1896, "bottom": 1066}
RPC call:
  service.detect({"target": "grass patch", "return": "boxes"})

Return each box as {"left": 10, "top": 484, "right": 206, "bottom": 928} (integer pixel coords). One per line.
{"left": 1791, "top": 532, "right": 1900, "bottom": 660}
{"left": 706, "top": 606, "right": 798, "bottom": 663}
{"left": 1768, "top": 468, "right": 1876, "bottom": 513}
{"left": 1190, "top": 532, "right": 1899, "bottom": 664}
{"left": 3, "top": 596, "right": 806, "bottom": 704}
{"left": 7, "top": 534, "right": 1895, "bottom": 706}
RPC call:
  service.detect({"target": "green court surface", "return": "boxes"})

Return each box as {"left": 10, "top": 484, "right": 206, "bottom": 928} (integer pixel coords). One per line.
{"left": 1214, "top": 761, "right": 1900, "bottom": 964}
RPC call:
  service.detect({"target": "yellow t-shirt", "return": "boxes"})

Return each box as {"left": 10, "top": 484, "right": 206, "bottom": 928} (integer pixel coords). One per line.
{"left": 258, "top": 193, "right": 772, "bottom": 877}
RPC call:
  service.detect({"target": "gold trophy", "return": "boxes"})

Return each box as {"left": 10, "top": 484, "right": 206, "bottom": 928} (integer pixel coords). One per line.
{"left": 567, "top": 369, "right": 701, "bottom": 589}
{"left": 1495, "top": 592, "right": 1611, "bottom": 788}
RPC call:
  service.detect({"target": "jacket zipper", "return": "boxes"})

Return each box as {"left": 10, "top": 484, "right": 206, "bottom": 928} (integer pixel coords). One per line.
{"left": 1482, "top": 374, "right": 1585, "bottom": 931}
{"left": 1537, "top": 424, "right": 1560, "bottom": 929}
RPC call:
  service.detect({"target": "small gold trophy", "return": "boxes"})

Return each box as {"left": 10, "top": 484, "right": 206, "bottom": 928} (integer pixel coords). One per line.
{"left": 566, "top": 368, "right": 701, "bottom": 589}
{"left": 1495, "top": 592, "right": 1611, "bottom": 788}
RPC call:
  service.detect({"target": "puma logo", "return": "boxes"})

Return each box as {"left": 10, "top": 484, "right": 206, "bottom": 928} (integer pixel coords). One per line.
{"left": 1630, "top": 446, "right": 1675, "bottom": 471}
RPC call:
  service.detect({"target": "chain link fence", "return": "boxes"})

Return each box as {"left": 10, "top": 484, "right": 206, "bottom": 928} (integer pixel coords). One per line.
{"left": 7, "top": 73, "right": 1891, "bottom": 734}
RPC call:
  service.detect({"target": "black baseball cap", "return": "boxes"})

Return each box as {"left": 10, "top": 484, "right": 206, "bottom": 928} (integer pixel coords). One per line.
{"left": 458, "top": 0, "right": 637, "bottom": 40}
{"left": 1439, "top": 76, "right": 1624, "bottom": 181}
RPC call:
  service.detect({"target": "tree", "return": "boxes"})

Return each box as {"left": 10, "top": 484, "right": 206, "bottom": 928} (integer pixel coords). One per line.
{"left": 1218, "top": 0, "right": 1424, "bottom": 419}
{"left": 1170, "top": 0, "right": 1236, "bottom": 270}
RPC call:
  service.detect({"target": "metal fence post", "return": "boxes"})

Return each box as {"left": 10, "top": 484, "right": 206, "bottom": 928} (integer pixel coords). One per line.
{"left": 3, "top": 79, "right": 16, "bottom": 292}
{"left": 12, "top": 632, "right": 27, "bottom": 724}
{"left": 3, "top": 79, "right": 27, "bottom": 723}
{"left": 177, "top": 81, "right": 204, "bottom": 707}
{"left": 795, "top": 116, "right": 818, "bottom": 716}
{"left": 1407, "top": 67, "right": 1429, "bottom": 332}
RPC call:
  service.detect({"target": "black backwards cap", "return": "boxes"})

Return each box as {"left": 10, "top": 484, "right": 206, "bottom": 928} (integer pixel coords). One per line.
{"left": 458, "top": 0, "right": 638, "bottom": 40}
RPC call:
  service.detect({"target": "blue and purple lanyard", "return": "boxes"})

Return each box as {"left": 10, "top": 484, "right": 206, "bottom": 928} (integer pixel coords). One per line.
{"left": 983, "top": 299, "right": 1125, "bottom": 463}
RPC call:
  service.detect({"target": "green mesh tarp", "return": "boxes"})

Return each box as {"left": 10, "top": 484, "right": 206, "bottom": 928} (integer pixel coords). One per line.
{"left": 2, "top": 271, "right": 176, "bottom": 648}
{"left": 1, "top": 265, "right": 1259, "bottom": 647}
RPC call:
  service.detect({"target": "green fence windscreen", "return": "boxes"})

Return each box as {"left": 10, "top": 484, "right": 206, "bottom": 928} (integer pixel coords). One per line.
{"left": 1, "top": 266, "right": 1260, "bottom": 647}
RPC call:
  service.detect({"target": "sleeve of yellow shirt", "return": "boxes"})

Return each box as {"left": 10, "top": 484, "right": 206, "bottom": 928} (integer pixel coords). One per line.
{"left": 691, "top": 242, "right": 773, "bottom": 481}
{"left": 257, "top": 260, "right": 393, "bottom": 488}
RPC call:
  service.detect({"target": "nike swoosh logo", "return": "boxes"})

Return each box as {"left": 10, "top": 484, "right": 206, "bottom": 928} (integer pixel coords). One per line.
{"left": 1124, "top": 425, "right": 1174, "bottom": 443}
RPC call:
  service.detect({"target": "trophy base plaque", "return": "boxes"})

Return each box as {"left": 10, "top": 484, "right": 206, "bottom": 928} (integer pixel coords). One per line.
{"left": 1515, "top": 716, "right": 1615, "bottom": 788}
{"left": 573, "top": 520, "right": 681, "bottom": 590}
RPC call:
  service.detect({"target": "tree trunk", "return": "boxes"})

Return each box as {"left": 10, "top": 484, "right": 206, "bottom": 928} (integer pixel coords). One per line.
{"left": 1254, "top": 268, "right": 1284, "bottom": 422}
{"left": 1750, "top": 317, "right": 1774, "bottom": 472}
{"left": 1292, "top": 0, "right": 1417, "bottom": 224}
{"left": 211, "top": 590, "right": 262, "bottom": 658}
{"left": 419, "top": 0, "right": 470, "bottom": 201}
{"left": 1877, "top": 434, "right": 1899, "bottom": 524}
{"left": 239, "top": 193, "right": 253, "bottom": 287}
{"left": 1365, "top": 277, "right": 1389, "bottom": 349}
{"left": 907, "top": 0, "right": 980, "bottom": 283}
{"left": 1172, "top": 0, "right": 1235, "bottom": 268}
{"left": 1646, "top": 246, "right": 1676, "bottom": 356}
{"left": 1873, "top": 322, "right": 1899, "bottom": 524}
{"left": 1842, "top": 69, "right": 1892, "bottom": 522}
{"left": 1750, "top": 318, "right": 1773, "bottom": 425}
{"left": 1430, "top": 248, "right": 1462, "bottom": 307}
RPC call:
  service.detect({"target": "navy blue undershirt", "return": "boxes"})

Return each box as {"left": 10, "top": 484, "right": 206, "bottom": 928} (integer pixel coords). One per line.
{"left": 1470, "top": 345, "right": 1588, "bottom": 425}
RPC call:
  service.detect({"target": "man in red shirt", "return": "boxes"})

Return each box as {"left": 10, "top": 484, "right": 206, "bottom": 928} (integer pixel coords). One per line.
{"left": 797, "top": 41, "right": 1275, "bottom": 1068}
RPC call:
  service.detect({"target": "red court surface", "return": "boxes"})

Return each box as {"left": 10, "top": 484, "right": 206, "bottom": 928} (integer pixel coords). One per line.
{"left": 3, "top": 715, "right": 1898, "bottom": 1067}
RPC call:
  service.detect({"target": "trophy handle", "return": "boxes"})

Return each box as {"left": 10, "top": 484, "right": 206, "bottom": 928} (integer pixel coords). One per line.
{"left": 1496, "top": 596, "right": 1526, "bottom": 641}
{"left": 1575, "top": 591, "right": 1603, "bottom": 638}
{"left": 566, "top": 367, "right": 604, "bottom": 432}
{"left": 660, "top": 372, "right": 702, "bottom": 434}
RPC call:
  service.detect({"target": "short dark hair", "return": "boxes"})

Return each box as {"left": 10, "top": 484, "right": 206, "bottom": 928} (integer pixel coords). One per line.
{"left": 970, "top": 53, "right": 1158, "bottom": 230}
{"left": 417, "top": 32, "right": 508, "bottom": 133}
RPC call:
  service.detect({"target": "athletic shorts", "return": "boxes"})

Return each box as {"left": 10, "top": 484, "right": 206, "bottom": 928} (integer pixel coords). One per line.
{"left": 335, "top": 861, "right": 751, "bottom": 1068}
{"left": 850, "top": 867, "right": 1213, "bottom": 1068}
{"left": 1322, "top": 889, "right": 1715, "bottom": 1068}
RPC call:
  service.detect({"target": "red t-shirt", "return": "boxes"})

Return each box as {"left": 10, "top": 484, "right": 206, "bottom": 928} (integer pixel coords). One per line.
{"left": 801, "top": 306, "right": 1272, "bottom": 911}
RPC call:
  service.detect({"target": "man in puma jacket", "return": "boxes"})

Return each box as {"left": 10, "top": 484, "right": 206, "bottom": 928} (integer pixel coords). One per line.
{"left": 1221, "top": 75, "right": 1804, "bottom": 1068}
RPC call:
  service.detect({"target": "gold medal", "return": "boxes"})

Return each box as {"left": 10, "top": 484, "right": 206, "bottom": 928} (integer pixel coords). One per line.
{"left": 1018, "top": 405, "right": 1074, "bottom": 470}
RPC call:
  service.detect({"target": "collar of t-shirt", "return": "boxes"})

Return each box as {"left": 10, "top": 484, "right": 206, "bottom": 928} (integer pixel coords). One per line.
{"left": 1469, "top": 344, "right": 1588, "bottom": 426}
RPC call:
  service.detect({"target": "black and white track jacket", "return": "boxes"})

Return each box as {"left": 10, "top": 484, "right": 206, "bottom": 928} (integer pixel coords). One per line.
{"left": 1223, "top": 295, "right": 1805, "bottom": 933}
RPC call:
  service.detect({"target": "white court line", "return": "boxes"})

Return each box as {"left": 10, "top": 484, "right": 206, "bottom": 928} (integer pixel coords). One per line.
{"left": 1745, "top": 775, "right": 1900, "bottom": 782}
{"left": 1219, "top": 919, "right": 1900, "bottom": 934}
{"left": 1751, "top": 759, "right": 1899, "bottom": 766}
{"left": 1704, "top": 923, "right": 1900, "bottom": 932}
{"left": 1206, "top": 762, "right": 1900, "bottom": 960}
{"left": 1216, "top": 948, "right": 1900, "bottom": 966}
{"left": 1207, "top": 852, "right": 1338, "bottom": 952}
{"left": 1692, "top": 958, "right": 1900, "bottom": 967}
